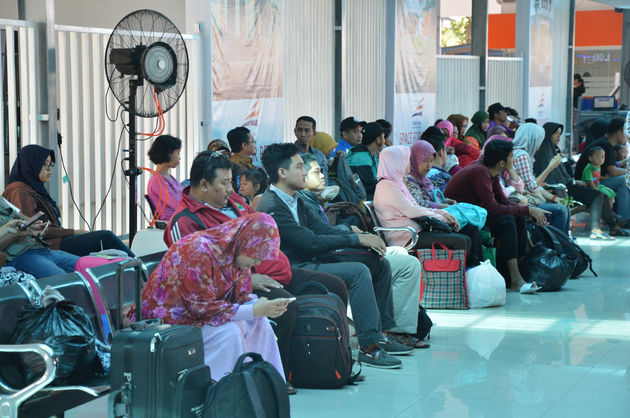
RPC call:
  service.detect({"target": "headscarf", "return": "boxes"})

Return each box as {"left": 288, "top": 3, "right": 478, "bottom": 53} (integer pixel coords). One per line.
{"left": 207, "top": 139, "right": 231, "bottom": 155}
{"left": 479, "top": 135, "right": 513, "bottom": 160}
{"left": 378, "top": 145, "right": 415, "bottom": 204}
{"left": 311, "top": 131, "right": 338, "bottom": 156}
{"left": 409, "top": 140, "right": 437, "bottom": 183}
{"left": 584, "top": 119, "right": 608, "bottom": 148}
{"left": 533, "top": 122, "right": 571, "bottom": 184}
{"left": 8, "top": 145, "right": 60, "bottom": 221}
{"left": 513, "top": 122, "right": 545, "bottom": 164}
{"left": 465, "top": 111, "right": 489, "bottom": 147}
{"left": 447, "top": 114, "right": 468, "bottom": 140}
{"left": 436, "top": 120, "right": 455, "bottom": 147}
{"left": 421, "top": 126, "right": 445, "bottom": 142}
{"left": 142, "top": 213, "right": 280, "bottom": 326}
{"left": 486, "top": 124, "right": 508, "bottom": 138}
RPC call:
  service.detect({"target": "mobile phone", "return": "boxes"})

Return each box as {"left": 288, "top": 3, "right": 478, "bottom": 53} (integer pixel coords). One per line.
{"left": 18, "top": 212, "right": 45, "bottom": 231}
{"left": 370, "top": 246, "right": 384, "bottom": 257}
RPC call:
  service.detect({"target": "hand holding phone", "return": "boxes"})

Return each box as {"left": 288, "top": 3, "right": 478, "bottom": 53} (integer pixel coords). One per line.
{"left": 18, "top": 212, "right": 45, "bottom": 231}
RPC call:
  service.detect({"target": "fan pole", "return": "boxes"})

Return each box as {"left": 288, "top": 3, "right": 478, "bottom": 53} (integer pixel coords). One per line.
{"left": 125, "top": 78, "right": 142, "bottom": 244}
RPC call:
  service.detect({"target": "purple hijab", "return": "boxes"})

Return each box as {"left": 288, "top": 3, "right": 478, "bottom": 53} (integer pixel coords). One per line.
{"left": 409, "top": 140, "right": 437, "bottom": 189}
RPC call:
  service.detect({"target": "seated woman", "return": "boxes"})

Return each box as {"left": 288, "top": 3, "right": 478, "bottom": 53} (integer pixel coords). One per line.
{"left": 147, "top": 135, "right": 184, "bottom": 221}
{"left": 0, "top": 197, "right": 79, "bottom": 278}
{"left": 512, "top": 123, "right": 571, "bottom": 234}
{"left": 437, "top": 120, "right": 480, "bottom": 168}
{"left": 2, "top": 145, "right": 134, "bottom": 257}
{"left": 405, "top": 140, "right": 483, "bottom": 267}
{"left": 310, "top": 131, "right": 338, "bottom": 160}
{"left": 487, "top": 124, "right": 509, "bottom": 138}
{"left": 464, "top": 111, "right": 490, "bottom": 150}
{"left": 140, "top": 213, "right": 291, "bottom": 381}
{"left": 373, "top": 146, "right": 477, "bottom": 267}
{"left": 532, "top": 126, "right": 621, "bottom": 238}
{"left": 447, "top": 114, "right": 469, "bottom": 141}
{"left": 239, "top": 168, "right": 268, "bottom": 210}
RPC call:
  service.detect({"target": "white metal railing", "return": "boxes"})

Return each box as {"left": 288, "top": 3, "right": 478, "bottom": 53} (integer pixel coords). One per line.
{"left": 487, "top": 57, "right": 524, "bottom": 112}
{"left": 1, "top": 21, "right": 200, "bottom": 237}
{"left": 436, "top": 55, "right": 480, "bottom": 120}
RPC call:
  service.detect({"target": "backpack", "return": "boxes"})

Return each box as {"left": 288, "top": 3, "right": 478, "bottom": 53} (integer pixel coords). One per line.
{"left": 530, "top": 224, "right": 596, "bottom": 278}
{"left": 288, "top": 282, "right": 357, "bottom": 389}
{"left": 205, "top": 352, "right": 289, "bottom": 418}
{"left": 410, "top": 304, "right": 432, "bottom": 341}
{"left": 328, "top": 153, "right": 366, "bottom": 204}
{"left": 325, "top": 202, "right": 374, "bottom": 232}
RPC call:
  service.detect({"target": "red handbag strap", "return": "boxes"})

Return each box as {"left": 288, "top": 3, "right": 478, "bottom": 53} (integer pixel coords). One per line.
{"left": 431, "top": 241, "right": 452, "bottom": 260}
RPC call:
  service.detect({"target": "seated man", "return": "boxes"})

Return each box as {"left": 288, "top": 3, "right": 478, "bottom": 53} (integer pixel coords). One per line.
{"left": 164, "top": 151, "right": 347, "bottom": 393}
{"left": 444, "top": 140, "right": 547, "bottom": 293}
{"left": 258, "top": 143, "right": 413, "bottom": 369}
{"left": 228, "top": 127, "right": 257, "bottom": 171}
{"left": 294, "top": 116, "right": 329, "bottom": 184}
{"left": 335, "top": 116, "right": 365, "bottom": 155}
{"left": 346, "top": 122, "right": 386, "bottom": 200}
{"left": 298, "top": 154, "right": 426, "bottom": 348}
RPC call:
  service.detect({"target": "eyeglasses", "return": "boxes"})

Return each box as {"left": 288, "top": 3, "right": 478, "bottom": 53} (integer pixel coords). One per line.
{"left": 43, "top": 163, "right": 55, "bottom": 171}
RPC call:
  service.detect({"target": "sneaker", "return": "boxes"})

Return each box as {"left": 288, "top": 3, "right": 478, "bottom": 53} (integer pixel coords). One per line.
{"left": 380, "top": 335, "right": 414, "bottom": 355}
{"left": 358, "top": 347, "right": 402, "bottom": 369}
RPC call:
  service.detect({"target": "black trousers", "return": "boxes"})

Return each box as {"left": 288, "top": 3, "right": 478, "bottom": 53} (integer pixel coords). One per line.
{"left": 485, "top": 214, "right": 529, "bottom": 285}
{"left": 60, "top": 230, "right": 135, "bottom": 257}
{"left": 416, "top": 224, "right": 482, "bottom": 267}
{"left": 254, "top": 267, "right": 348, "bottom": 377}
{"left": 567, "top": 182, "right": 617, "bottom": 230}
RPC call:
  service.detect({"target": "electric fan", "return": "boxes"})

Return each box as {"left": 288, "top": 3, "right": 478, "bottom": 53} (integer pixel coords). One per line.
{"left": 105, "top": 9, "right": 188, "bottom": 242}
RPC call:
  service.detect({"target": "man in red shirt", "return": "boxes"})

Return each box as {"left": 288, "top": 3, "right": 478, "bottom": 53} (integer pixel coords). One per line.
{"left": 165, "top": 151, "right": 347, "bottom": 392}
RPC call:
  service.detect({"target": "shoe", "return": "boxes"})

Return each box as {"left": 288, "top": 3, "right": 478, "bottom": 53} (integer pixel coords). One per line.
{"left": 388, "top": 332, "right": 430, "bottom": 349}
{"left": 380, "top": 335, "right": 414, "bottom": 355}
{"left": 286, "top": 383, "right": 297, "bottom": 395}
{"left": 610, "top": 227, "right": 630, "bottom": 237}
{"left": 358, "top": 347, "right": 402, "bottom": 369}
{"left": 589, "top": 232, "right": 615, "bottom": 241}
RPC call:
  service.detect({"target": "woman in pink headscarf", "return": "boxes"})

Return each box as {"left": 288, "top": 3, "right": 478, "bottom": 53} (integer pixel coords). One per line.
{"left": 437, "top": 120, "right": 480, "bottom": 168}
{"left": 373, "top": 146, "right": 474, "bottom": 260}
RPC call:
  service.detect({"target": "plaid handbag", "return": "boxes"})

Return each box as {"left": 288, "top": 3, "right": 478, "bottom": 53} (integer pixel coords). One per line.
{"left": 417, "top": 241, "right": 468, "bottom": 309}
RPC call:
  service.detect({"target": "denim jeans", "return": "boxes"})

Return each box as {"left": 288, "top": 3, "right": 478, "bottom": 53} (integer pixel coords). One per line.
{"left": 600, "top": 174, "right": 630, "bottom": 222}
{"left": 537, "top": 203, "right": 571, "bottom": 234}
{"left": 61, "top": 230, "right": 134, "bottom": 257}
{"left": 6, "top": 248, "right": 80, "bottom": 278}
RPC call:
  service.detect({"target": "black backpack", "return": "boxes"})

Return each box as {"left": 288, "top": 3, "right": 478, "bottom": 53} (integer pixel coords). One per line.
{"left": 328, "top": 153, "right": 366, "bottom": 204}
{"left": 530, "top": 225, "right": 596, "bottom": 278}
{"left": 205, "top": 352, "right": 289, "bottom": 418}
{"left": 410, "top": 304, "right": 433, "bottom": 341}
{"left": 288, "top": 282, "right": 356, "bottom": 389}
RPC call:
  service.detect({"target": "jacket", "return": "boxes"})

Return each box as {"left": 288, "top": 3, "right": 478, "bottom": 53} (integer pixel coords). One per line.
{"left": 2, "top": 181, "right": 75, "bottom": 250}
{"left": 0, "top": 197, "right": 46, "bottom": 261}
{"left": 256, "top": 189, "right": 359, "bottom": 265}
{"left": 345, "top": 144, "right": 378, "bottom": 199}
{"left": 164, "top": 187, "right": 292, "bottom": 285}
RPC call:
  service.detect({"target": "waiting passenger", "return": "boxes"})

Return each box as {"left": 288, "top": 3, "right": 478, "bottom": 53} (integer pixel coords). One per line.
{"left": 375, "top": 119, "right": 394, "bottom": 147}
{"left": 207, "top": 138, "right": 231, "bottom": 156}
{"left": 294, "top": 116, "right": 329, "bottom": 183}
{"left": 310, "top": 131, "right": 338, "bottom": 160}
{"left": 464, "top": 110, "right": 490, "bottom": 150}
{"left": 346, "top": 122, "right": 386, "bottom": 200}
{"left": 146, "top": 135, "right": 184, "bottom": 220}
{"left": 487, "top": 102, "right": 513, "bottom": 137}
{"left": 2, "top": 145, "right": 134, "bottom": 257}
{"left": 446, "top": 114, "right": 469, "bottom": 141}
{"left": 436, "top": 120, "right": 480, "bottom": 168}
{"left": 228, "top": 126, "right": 257, "bottom": 171}
{"left": 239, "top": 168, "right": 268, "bottom": 210}
{"left": 444, "top": 140, "right": 546, "bottom": 293}
{"left": 335, "top": 117, "right": 365, "bottom": 155}
{"left": 141, "top": 213, "right": 290, "bottom": 381}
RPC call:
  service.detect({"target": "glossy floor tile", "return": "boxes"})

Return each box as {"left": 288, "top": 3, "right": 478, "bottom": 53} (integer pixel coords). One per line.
{"left": 66, "top": 238, "right": 630, "bottom": 418}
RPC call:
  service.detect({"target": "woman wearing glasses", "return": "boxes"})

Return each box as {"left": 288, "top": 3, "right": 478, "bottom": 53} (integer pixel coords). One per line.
{"left": 2, "top": 145, "right": 134, "bottom": 258}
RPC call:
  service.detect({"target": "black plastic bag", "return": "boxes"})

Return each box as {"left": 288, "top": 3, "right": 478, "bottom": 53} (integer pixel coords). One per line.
{"left": 12, "top": 299, "right": 97, "bottom": 385}
{"left": 519, "top": 243, "right": 576, "bottom": 292}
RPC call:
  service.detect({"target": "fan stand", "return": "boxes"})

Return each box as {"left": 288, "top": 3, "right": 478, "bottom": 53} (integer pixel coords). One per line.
{"left": 124, "top": 78, "right": 143, "bottom": 245}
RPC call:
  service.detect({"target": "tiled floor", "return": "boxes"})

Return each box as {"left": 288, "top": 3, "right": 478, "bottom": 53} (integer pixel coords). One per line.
{"left": 67, "top": 237, "right": 630, "bottom": 418}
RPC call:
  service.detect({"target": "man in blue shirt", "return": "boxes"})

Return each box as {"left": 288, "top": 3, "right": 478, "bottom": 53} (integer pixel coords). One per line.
{"left": 294, "top": 116, "right": 329, "bottom": 184}
{"left": 334, "top": 117, "right": 365, "bottom": 155}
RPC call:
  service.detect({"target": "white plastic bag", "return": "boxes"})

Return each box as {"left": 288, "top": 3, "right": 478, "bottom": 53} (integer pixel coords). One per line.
{"left": 466, "top": 260, "right": 506, "bottom": 308}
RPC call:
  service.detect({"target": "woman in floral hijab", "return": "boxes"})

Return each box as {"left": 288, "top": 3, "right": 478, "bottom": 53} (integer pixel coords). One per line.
{"left": 141, "top": 212, "right": 292, "bottom": 380}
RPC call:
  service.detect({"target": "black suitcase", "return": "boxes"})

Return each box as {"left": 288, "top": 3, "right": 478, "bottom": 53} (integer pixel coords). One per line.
{"left": 109, "top": 259, "right": 209, "bottom": 418}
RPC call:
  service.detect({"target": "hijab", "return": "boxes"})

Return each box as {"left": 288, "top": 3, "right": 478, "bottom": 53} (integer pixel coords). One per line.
{"left": 447, "top": 114, "right": 468, "bottom": 140}
{"left": 8, "top": 145, "right": 61, "bottom": 221}
{"left": 513, "top": 122, "right": 545, "bottom": 164}
{"left": 465, "top": 111, "right": 489, "bottom": 147}
{"left": 436, "top": 120, "right": 455, "bottom": 147}
{"left": 311, "top": 131, "right": 338, "bottom": 156}
{"left": 486, "top": 124, "right": 508, "bottom": 138}
{"left": 421, "top": 126, "right": 446, "bottom": 142}
{"left": 479, "top": 135, "right": 513, "bottom": 160}
{"left": 533, "top": 122, "right": 571, "bottom": 184}
{"left": 145, "top": 212, "right": 280, "bottom": 325}
{"left": 409, "top": 140, "right": 436, "bottom": 183}
{"left": 378, "top": 145, "right": 415, "bottom": 204}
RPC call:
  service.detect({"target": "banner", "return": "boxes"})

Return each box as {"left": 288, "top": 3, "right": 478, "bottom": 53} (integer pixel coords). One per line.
{"left": 528, "top": 0, "right": 553, "bottom": 124}
{"left": 211, "top": 0, "right": 283, "bottom": 163}
{"left": 393, "top": 0, "right": 438, "bottom": 145}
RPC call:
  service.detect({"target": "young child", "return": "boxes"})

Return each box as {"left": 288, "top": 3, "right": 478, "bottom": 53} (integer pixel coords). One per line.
{"left": 239, "top": 168, "right": 268, "bottom": 210}
{"left": 582, "top": 147, "right": 616, "bottom": 207}
{"left": 614, "top": 143, "right": 628, "bottom": 168}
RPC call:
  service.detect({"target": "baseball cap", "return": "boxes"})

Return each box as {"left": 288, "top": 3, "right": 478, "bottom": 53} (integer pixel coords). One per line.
{"left": 361, "top": 122, "right": 385, "bottom": 145}
{"left": 487, "top": 103, "right": 506, "bottom": 119}
{"left": 340, "top": 117, "right": 366, "bottom": 132}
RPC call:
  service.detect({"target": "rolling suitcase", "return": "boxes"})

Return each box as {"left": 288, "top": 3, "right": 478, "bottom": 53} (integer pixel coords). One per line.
{"left": 109, "top": 259, "right": 209, "bottom": 418}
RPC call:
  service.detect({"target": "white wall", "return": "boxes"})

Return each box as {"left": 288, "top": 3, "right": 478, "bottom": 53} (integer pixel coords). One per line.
{"left": 436, "top": 55, "right": 480, "bottom": 120}
{"left": 551, "top": 0, "right": 570, "bottom": 128}
{"left": 0, "top": 0, "right": 18, "bottom": 19}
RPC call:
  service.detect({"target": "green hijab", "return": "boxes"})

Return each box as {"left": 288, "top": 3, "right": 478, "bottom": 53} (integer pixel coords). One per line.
{"left": 464, "top": 111, "right": 489, "bottom": 147}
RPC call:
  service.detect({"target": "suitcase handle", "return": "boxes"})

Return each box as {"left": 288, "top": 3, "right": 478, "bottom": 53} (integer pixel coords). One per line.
{"left": 232, "top": 352, "right": 263, "bottom": 371}
{"left": 116, "top": 258, "right": 144, "bottom": 331}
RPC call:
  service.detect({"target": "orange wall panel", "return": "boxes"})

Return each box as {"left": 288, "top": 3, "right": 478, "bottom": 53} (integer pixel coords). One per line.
{"left": 488, "top": 14, "right": 516, "bottom": 50}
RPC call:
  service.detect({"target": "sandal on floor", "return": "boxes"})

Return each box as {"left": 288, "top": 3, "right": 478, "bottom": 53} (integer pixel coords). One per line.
{"left": 519, "top": 283, "right": 540, "bottom": 294}
{"left": 389, "top": 332, "right": 430, "bottom": 349}
{"left": 589, "top": 232, "right": 615, "bottom": 241}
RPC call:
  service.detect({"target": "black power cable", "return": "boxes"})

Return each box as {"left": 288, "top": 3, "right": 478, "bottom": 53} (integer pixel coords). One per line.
{"left": 56, "top": 132, "right": 92, "bottom": 231}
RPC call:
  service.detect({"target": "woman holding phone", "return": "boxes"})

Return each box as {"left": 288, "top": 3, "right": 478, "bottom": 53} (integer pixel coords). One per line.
{"left": 138, "top": 213, "right": 292, "bottom": 381}
{"left": 2, "top": 145, "right": 134, "bottom": 256}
